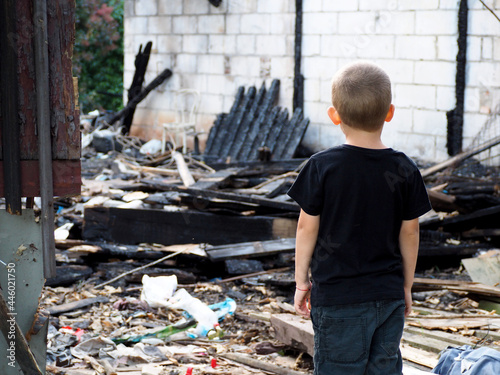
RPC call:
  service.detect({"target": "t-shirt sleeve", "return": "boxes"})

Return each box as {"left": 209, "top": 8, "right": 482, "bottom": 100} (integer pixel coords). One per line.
{"left": 287, "top": 157, "right": 323, "bottom": 216}
{"left": 403, "top": 166, "right": 432, "bottom": 220}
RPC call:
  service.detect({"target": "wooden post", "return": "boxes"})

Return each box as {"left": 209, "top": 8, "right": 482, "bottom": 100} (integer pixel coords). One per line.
{"left": 34, "top": 0, "right": 56, "bottom": 278}
{"left": 0, "top": 0, "right": 22, "bottom": 215}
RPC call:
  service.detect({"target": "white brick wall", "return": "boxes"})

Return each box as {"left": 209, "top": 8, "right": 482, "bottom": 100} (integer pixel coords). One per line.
{"left": 124, "top": 0, "right": 500, "bottom": 162}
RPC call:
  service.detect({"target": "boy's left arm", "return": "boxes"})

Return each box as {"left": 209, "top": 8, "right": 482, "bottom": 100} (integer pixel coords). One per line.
{"left": 399, "top": 218, "right": 420, "bottom": 317}
{"left": 294, "top": 209, "right": 320, "bottom": 318}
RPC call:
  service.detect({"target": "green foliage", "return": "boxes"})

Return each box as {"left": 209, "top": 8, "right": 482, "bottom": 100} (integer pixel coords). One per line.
{"left": 74, "top": 0, "right": 124, "bottom": 113}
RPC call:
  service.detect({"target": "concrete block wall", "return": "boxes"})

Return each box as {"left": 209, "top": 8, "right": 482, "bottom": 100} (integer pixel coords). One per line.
{"left": 124, "top": 0, "right": 296, "bottom": 141}
{"left": 124, "top": 0, "right": 500, "bottom": 162}
{"left": 302, "top": 0, "right": 500, "bottom": 162}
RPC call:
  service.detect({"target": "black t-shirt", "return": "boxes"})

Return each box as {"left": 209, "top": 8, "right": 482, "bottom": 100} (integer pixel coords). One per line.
{"left": 288, "top": 144, "right": 432, "bottom": 306}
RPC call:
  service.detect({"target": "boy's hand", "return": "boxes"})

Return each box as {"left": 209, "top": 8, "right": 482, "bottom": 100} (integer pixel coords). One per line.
{"left": 404, "top": 287, "right": 413, "bottom": 317}
{"left": 294, "top": 286, "right": 311, "bottom": 318}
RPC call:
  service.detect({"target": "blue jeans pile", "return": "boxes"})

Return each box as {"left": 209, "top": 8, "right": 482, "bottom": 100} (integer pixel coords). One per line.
{"left": 311, "top": 299, "right": 405, "bottom": 375}
{"left": 431, "top": 345, "right": 500, "bottom": 374}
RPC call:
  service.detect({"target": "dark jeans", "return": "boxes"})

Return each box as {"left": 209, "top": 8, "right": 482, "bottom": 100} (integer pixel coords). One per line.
{"left": 311, "top": 299, "right": 405, "bottom": 375}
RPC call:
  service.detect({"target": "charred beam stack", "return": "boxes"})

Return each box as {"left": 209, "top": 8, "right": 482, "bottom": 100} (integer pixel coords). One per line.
{"left": 204, "top": 80, "right": 309, "bottom": 163}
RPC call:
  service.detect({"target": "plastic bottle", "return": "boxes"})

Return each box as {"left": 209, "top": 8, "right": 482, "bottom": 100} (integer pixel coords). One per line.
{"left": 207, "top": 323, "right": 224, "bottom": 340}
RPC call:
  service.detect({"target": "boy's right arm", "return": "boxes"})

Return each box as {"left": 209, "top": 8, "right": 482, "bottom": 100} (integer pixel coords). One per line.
{"left": 399, "top": 218, "right": 420, "bottom": 317}
{"left": 294, "top": 209, "right": 320, "bottom": 318}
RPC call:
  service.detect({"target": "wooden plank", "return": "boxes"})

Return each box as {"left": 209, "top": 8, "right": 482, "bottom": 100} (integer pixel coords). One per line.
{"left": 172, "top": 151, "right": 195, "bottom": 187}
{"left": 145, "top": 181, "right": 300, "bottom": 212}
{"left": 427, "top": 189, "right": 458, "bottom": 213}
{"left": 13, "top": 1, "right": 37, "bottom": 160}
{"left": 237, "top": 81, "right": 280, "bottom": 161}
{"left": 270, "top": 313, "right": 314, "bottom": 356}
{"left": 0, "top": 0, "right": 22, "bottom": 214}
{"left": 404, "top": 326, "right": 480, "bottom": 348}
{"left": 83, "top": 207, "right": 297, "bottom": 246}
{"left": 474, "top": 329, "right": 500, "bottom": 341}
{"left": 228, "top": 83, "right": 267, "bottom": 160}
{"left": 462, "top": 228, "right": 500, "bottom": 238}
{"left": 47, "top": 0, "right": 80, "bottom": 160}
{"left": 402, "top": 331, "right": 450, "bottom": 353}
{"left": 400, "top": 344, "right": 439, "bottom": 369}
{"left": 264, "top": 108, "right": 289, "bottom": 155}
{"left": 46, "top": 297, "right": 109, "bottom": 316}
{"left": 206, "top": 238, "right": 295, "bottom": 261}
{"left": 35, "top": 0, "right": 57, "bottom": 277}
{"left": 413, "top": 277, "right": 500, "bottom": 298}
{"left": 206, "top": 87, "right": 244, "bottom": 158}
{"left": 206, "top": 159, "right": 306, "bottom": 175}
{"left": 0, "top": 160, "right": 81, "bottom": 197}
{"left": 421, "top": 204, "right": 500, "bottom": 232}
{"left": 204, "top": 113, "right": 225, "bottom": 156}
{"left": 462, "top": 253, "right": 500, "bottom": 286}
{"left": 273, "top": 109, "right": 301, "bottom": 159}
{"left": 281, "top": 115, "right": 309, "bottom": 160}
{"left": 108, "top": 69, "right": 173, "bottom": 125}
{"left": 220, "top": 352, "right": 308, "bottom": 375}
{"left": 406, "top": 317, "right": 500, "bottom": 331}
{"left": 421, "top": 134, "right": 500, "bottom": 178}
{"left": 248, "top": 107, "right": 281, "bottom": 161}
{"left": 417, "top": 244, "right": 486, "bottom": 258}
{"left": 190, "top": 168, "right": 244, "bottom": 190}
{"left": 219, "top": 86, "right": 256, "bottom": 158}
{"left": 180, "top": 186, "right": 300, "bottom": 212}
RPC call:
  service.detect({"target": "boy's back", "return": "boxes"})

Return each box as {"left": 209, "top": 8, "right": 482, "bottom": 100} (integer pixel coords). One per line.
{"left": 288, "top": 61, "right": 432, "bottom": 375}
{"left": 288, "top": 144, "right": 430, "bottom": 306}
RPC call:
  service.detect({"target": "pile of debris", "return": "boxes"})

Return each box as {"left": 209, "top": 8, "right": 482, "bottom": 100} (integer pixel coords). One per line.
{"left": 42, "top": 85, "right": 500, "bottom": 373}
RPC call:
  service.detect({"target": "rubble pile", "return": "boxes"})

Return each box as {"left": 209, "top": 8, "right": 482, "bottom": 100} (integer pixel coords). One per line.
{"left": 40, "top": 109, "right": 500, "bottom": 374}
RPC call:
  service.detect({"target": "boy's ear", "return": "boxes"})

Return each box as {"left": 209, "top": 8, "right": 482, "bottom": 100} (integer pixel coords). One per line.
{"left": 327, "top": 106, "right": 342, "bottom": 125}
{"left": 385, "top": 104, "right": 395, "bottom": 122}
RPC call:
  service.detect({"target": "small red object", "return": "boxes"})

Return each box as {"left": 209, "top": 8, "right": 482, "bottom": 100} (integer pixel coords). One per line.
{"left": 186, "top": 367, "right": 193, "bottom": 375}
{"left": 211, "top": 358, "right": 217, "bottom": 368}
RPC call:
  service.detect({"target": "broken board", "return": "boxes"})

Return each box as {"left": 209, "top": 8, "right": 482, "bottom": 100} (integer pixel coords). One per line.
{"left": 206, "top": 238, "right": 295, "bottom": 261}
{"left": 83, "top": 207, "right": 297, "bottom": 246}
{"left": 270, "top": 313, "right": 315, "bottom": 356}
{"left": 462, "top": 251, "right": 500, "bottom": 286}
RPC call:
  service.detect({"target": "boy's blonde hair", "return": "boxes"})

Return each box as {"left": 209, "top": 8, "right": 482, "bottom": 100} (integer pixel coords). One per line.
{"left": 331, "top": 61, "right": 392, "bottom": 132}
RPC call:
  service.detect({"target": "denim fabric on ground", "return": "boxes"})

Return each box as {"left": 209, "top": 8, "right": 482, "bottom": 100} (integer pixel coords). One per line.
{"left": 311, "top": 299, "right": 405, "bottom": 375}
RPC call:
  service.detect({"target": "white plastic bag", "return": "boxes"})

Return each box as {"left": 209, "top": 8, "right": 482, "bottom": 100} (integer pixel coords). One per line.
{"left": 167, "top": 289, "right": 218, "bottom": 337}
{"left": 139, "top": 139, "right": 163, "bottom": 155}
{"left": 140, "top": 275, "right": 178, "bottom": 308}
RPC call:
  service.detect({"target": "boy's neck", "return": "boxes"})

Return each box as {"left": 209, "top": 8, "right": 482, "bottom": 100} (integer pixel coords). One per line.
{"left": 342, "top": 124, "right": 387, "bottom": 149}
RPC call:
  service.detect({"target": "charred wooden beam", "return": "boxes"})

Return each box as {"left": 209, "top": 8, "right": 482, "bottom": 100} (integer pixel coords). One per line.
{"left": 204, "top": 79, "right": 308, "bottom": 162}
{"left": 0, "top": 0, "right": 22, "bottom": 215}
{"left": 205, "top": 87, "right": 245, "bottom": 158}
{"left": 220, "top": 86, "right": 256, "bottom": 158}
{"left": 207, "top": 159, "right": 304, "bottom": 171}
{"left": 108, "top": 68, "right": 172, "bottom": 126}
{"left": 83, "top": 206, "right": 297, "bottom": 246}
{"left": 122, "top": 42, "right": 153, "bottom": 134}
{"left": 293, "top": 0, "right": 304, "bottom": 111}
{"left": 228, "top": 84, "right": 267, "bottom": 160}
{"left": 238, "top": 80, "right": 280, "bottom": 161}
{"left": 264, "top": 108, "right": 289, "bottom": 155}
{"left": 446, "top": 0, "right": 468, "bottom": 156}
{"left": 144, "top": 181, "right": 300, "bottom": 212}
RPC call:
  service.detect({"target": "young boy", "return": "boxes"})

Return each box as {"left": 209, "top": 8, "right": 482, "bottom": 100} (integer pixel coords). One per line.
{"left": 288, "top": 61, "right": 431, "bottom": 375}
